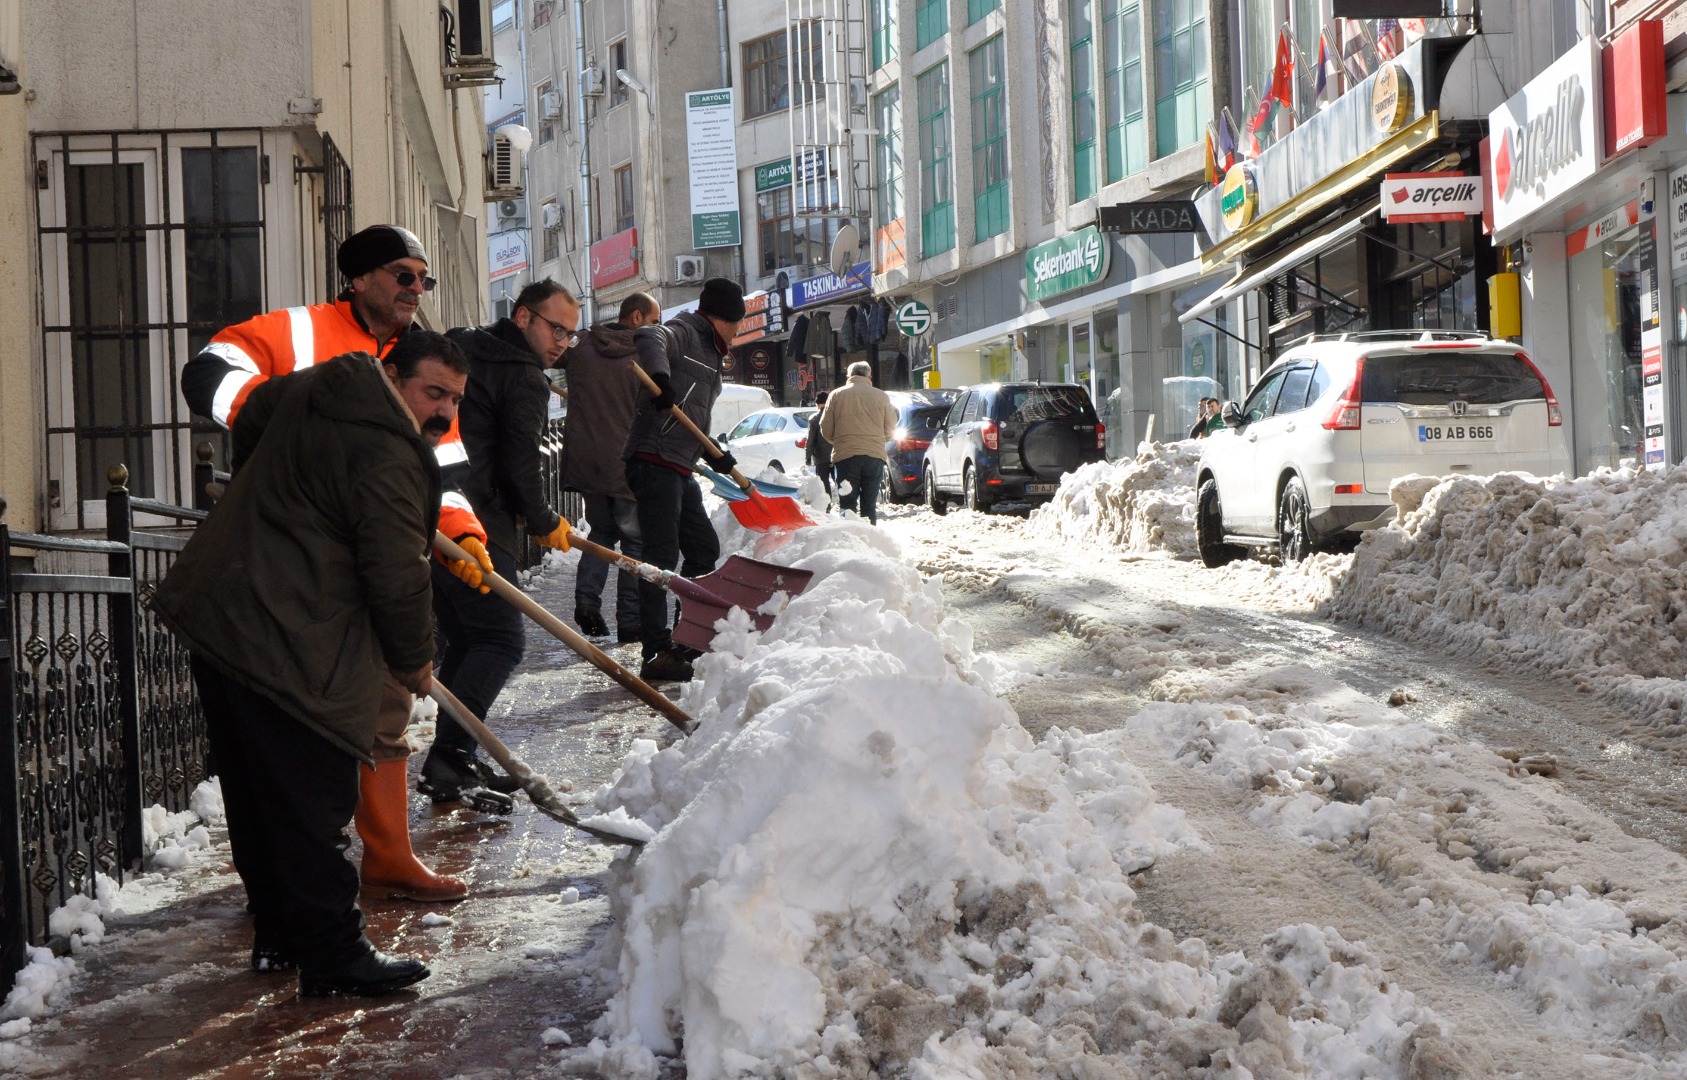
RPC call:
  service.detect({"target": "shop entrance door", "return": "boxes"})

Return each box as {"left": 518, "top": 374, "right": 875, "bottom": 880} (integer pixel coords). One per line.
{"left": 1070, "top": 319, "right": 1094, "bottom": 400}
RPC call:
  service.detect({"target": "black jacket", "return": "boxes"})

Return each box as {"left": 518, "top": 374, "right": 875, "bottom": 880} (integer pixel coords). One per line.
{"left": 154, "top": 354, "right": 439, "bottom": 760}
{"left": 625, "top": 310, "right": 726, "bottom": 469}
{"left": 559, "top": 321, "right": 641, "bottom": 499}
{"left": 805, "top": 413, "right": 832, "bottom": 468}
{"left": 445, "top": 319, "right": 562, "bottom": 555}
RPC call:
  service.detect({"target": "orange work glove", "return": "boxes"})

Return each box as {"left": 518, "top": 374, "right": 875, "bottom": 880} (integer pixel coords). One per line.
{"left": 446, "top": 535, "right": 493, "bottom": 594}
{"left": 538, "top": 517, "right": 573, "bottom": 552}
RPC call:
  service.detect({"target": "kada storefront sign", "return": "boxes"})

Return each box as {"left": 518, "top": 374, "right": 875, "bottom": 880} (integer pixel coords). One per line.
{"left": 1025, "top": 227, "right": 1110, "bottom": 303}
{"left": 1097, "top": 200, "right": 1199, "bottom": 234}
{"left": 1380, "top": 173, "right": 1483, "bottom": 223}
{"left": 1486, "top": 38, "right": 1603, "bottom": 240}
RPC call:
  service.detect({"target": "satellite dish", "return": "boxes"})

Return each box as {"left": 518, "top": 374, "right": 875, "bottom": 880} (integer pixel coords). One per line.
{"left": 828, "top": 223, "right": 859, "bottom": 276}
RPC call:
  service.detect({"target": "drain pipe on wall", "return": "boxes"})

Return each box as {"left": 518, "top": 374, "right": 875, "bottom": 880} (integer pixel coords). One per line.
{"left": 575, "top": 0, "right": 596, "bottom": 327}
{"left": 716, "top": 0, "right": 745, "bottom": 288}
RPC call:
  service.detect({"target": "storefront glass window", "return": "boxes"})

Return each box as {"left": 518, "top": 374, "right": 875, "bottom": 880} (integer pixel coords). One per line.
{"left": 1569, "top": 227, "right": 1646, "bottom": 471}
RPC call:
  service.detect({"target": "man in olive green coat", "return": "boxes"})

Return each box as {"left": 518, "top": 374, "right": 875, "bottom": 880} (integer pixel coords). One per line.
{"left": 154, "top": 331, "right": 467, "bottom": 998}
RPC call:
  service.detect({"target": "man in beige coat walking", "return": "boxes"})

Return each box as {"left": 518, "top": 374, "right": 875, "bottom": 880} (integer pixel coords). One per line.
{"left": 819, "top": 360, "right": 898, "bottom": 524}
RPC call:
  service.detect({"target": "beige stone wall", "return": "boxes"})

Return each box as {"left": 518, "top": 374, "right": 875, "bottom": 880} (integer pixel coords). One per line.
{"left": 0, "top": 87, "right": 36, "bottom": 530}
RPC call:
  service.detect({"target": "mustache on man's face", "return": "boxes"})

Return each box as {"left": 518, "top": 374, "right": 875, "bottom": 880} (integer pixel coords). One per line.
{"left": 422, "top": 416, "right": 452, "bottom": 437}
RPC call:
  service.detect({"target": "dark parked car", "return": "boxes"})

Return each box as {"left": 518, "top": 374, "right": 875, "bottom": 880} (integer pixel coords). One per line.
{"left": 922, "top": 383, "right": 1104, "bottom": 514}
{"left": 884, "top": 389, "right": 960, "bottom": 502}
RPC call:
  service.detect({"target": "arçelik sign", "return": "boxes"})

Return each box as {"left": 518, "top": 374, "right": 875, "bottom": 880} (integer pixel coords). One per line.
{"left": 1486, "top": 38, "right": 1602, "bottom": 239}
{"left": 1380, "top": 173, "right": 1484, "bottom": 224}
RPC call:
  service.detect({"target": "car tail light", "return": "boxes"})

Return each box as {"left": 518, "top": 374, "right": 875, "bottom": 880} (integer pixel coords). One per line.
{"left": 1322, "top": 358, "right": 1364, "bottom": 430}
{"left": 981, "top": 418, "right": 1000, "bottom": 450}
{"left": 987, "top": 477, "right": 1003, "bottom": 484}
{"left": 795, "top": 436, "right": 807, "bottom": 450}
{"left": 1095, "top": 422, "right": 1106, "bottom": 450}
{"left": 1515, "top": 352, "right": 1563, "bottom": 426}
{"left": 896, "top": 437, "right": 932, "bottom": 452}
{"left": 1334, "top": 483, "right": 1363, "bottom": 494}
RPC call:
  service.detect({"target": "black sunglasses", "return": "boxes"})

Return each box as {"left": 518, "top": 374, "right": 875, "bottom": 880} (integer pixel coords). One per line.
{"left": 524, "top": 306, "right": 579, "bottom": 347}
{"left": 381, "top": 265, "right": 438, "bottom": 292}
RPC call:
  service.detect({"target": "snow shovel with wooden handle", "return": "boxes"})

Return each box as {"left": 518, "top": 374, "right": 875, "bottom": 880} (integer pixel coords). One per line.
{"left": 629, "top": 362, "right": 812, "bottom": 532}
{"left": 568, "top": 534, "right": 814, "bottom": 654}
{"left": 433, "top": 532, "right": 694, "bottom": 734}
{"left": 426, "top": 680, "right": 647, "bottom": 847}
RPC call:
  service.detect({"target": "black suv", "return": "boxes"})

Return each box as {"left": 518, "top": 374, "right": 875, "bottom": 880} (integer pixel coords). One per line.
{"left": 922, "top": 383, "right": 1104, "bottom": 514}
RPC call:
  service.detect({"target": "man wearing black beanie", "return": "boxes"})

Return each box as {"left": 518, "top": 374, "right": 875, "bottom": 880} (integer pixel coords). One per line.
{"left": 622, "top": 277, "right": 745, "bottom": 682}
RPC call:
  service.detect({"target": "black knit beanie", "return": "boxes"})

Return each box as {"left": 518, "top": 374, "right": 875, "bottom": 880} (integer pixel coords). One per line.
{"left": 697, "top": 277, "right": 747, "bottom": 322}
{"left": 337, "top": 225, "right": 429, "bottom": 280}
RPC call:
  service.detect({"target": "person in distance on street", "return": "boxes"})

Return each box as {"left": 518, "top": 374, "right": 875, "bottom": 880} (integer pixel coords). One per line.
{"left": 422, "top": 280, "right": 582, "bottom": 805}
{"left": 1189, "top": 398, "right": 1214, "bottom": 440}
{"left": 820, "top": 360, "right": 898, "bottom": 524}
{"left": 623, "top": 277, "right": 745, "bottom": 683}
{"left": 155, "top": 332, "right": 472, "bottom": 997}
{"left": 559, "top": 291, "right": 662, "bottom": 643}
{"left": 805, "top": 389, "right": 834, "bottom": 502}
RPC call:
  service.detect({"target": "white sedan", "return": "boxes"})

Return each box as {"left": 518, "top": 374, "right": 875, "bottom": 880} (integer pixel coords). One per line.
{"left": 721, "top": 406, "right": 819, "bottom": 479}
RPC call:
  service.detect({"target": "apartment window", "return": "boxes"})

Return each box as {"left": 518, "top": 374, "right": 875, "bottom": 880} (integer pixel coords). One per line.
{"left": 36, "top": 130, "right": 269, "bottom": 527}
{"left": 537, "top": 79, "right": 556, "bottom": 145}
{"left": 613, "top": 164, "right": 635, "bottom": 233}
{"left": 915, "top": 0, "right": 947, "bottom": 50}
{"left": 743, "top": 24, "right": 825, "bottom": 120}
{"left": 873, "top": 86, "right": 903, "bottom": 230}
{"left": 1152, "top": 0, "right": 1209, "bottom": 155}
{"left": 917, "top": 62, "right": 955, "bottom": 257}
{"left": 968, "top": 0, "right": 1002, "bottom": 23}
{"left": 1101, "top": 1, "right": 1146, "bottom": 182}
{"left": 1070, "top": 0, "right": 1097, "bottom": 200}
{"left": 970, "top": 36, "right": 1008, "bottom": 242}
{"left": 609, "top": 39, "right": 629, "bottom": 108}
{"left": 870, "top": 0, "right": 898, "bottom": 70}
{"left": 756, "top": 187, "right": 842, "bottom": 273}
{"left": 542, "top": 200, "right": 560, "bottom": 261}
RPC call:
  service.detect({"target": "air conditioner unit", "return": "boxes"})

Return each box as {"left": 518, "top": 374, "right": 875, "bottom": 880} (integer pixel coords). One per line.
{"left": 443, "top": 0, "right": 499, "bottom": 86}
{"left": 539, "top": 89, "right": 563, "bottom": 120}
{"left": 496, "top": 198, "right": 524, "bottom": 222}
{"left": 541, "top": 202, "right": 564, "bottom": 231}
{"left": 674, "top": 254, "right": 705, "bottom": 284}
{"left": 581, "top": 66, "right": 606, "bottom": 97}
{"left": 486, "top": 133, "right": 525, "bottom": 198}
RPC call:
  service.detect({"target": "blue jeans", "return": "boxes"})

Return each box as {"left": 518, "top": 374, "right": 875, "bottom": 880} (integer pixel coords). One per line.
{"left": 574, "top": 493, "right": 642, "bottom": 633}
{"left": 833, "top": 455, "right": 886, "bottom": 524}
{"left": 626, "top": 459, "right": 720, "bottom": 659}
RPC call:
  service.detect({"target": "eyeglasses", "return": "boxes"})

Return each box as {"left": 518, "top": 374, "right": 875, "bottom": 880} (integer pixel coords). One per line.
{"left": 381, "top": 265, "right": 438, "bottom": 292}
{"left": 524, "top": 306, "right": 579, "bottom": 348}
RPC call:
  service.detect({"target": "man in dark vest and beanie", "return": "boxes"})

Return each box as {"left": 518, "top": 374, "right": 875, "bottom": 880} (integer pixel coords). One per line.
{"left": 155, "top": 331, "right": 469, "bottom": 997}
{"left": 623, "top": 278, "right": 745, "bottom": 682}
{"left": 560, "top": 291, "right": 661, "bottom": 642}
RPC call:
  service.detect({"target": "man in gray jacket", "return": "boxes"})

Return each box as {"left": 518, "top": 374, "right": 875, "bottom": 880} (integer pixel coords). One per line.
{"left": 820, "top": 360, "right": 899, "bottom": 524}
{"left": 623, "top": 277, "right": 744, "bottom": 681}
{"left": 560, "top": 291, "right": 660, "bottom": 641}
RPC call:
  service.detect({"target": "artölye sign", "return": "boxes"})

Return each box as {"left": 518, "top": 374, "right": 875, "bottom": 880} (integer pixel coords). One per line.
{"left": 1026, "top": 227, "right": 1111, "bottom": 303}
{"left": 686, "top": 88, "right": 741, "bottom": 249}
{"left": 1097, "top": 200, "right": 1199, "bottom": 234}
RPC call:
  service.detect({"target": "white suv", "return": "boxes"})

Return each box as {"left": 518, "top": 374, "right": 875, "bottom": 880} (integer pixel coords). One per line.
{"left": 1195, "top": 331, "right": 1570, "bottom": 566}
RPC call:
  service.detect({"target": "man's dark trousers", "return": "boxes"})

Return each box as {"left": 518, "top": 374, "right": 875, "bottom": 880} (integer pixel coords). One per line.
{"left": 834, "top": 455, "right": 887, "bottom": 524}
{"left": 192, "top": 656, "right": 365, "bottom": 971}
{"left": 574, "top": 493, "right": 643, "bottom": 634}
{"left": 430, "top": 540, "right": 525, "bottom": 755}
{"left": 625, "top": 458, "right": 720, "bottom": 659}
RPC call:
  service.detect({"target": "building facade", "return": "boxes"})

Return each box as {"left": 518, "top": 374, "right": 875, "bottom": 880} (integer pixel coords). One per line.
{"left": 6, "top": 0, "right": 493, "bottom": 533}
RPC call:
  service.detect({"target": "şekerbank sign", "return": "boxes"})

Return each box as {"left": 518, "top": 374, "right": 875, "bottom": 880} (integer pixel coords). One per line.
{"left": 1026, "top": 226, "right": 1111, "bottom": 303}
{"left": 1487, "top": 38, "right": 1603, "bottom": 240}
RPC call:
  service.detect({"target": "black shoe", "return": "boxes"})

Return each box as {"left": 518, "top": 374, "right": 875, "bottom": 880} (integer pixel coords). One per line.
{"left": 419, "top": 745, "right": 521, "bottom": 802}
{"left": 574, "top": 606, "right": 610, "bottom": 638}
{"left": 299, "top": 948, "right": 429, "bottom": 997}
{"left": 251, "top": 938, "right": 296, "bottom": 973}
{"left": 616, "top": 627, "right": 642, "bottom": 644}
{"left": 638, "top": 650, "right": 694, "bottom": 683}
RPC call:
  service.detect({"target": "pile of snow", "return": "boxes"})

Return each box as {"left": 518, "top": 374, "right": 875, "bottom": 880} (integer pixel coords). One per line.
{"left": 1326, "top": 465, "right": 1687, "bottom": 725}
{"left": 575, "top": 514, "right": 1457, "bottom": 1078}
{"left": 1025, "top": 440, "right": 1201, "bottom": 557}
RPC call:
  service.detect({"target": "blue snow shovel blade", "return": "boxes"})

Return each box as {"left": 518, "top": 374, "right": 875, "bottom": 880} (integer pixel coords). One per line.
{"left": 694, "top": 463, "right": 750, "bottom": 501}
{"left": 749, "top": 476, "right": 801, "bottom": 498}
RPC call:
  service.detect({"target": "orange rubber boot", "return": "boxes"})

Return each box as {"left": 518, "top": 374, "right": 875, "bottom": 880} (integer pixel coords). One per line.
{"left": 356, "top": 758, "right": 468, "bottom": 902}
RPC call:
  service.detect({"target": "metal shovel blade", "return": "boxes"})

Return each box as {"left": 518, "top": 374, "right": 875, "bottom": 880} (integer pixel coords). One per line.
{"left": 671, "top": 556, "right": 815, "bottom": 652}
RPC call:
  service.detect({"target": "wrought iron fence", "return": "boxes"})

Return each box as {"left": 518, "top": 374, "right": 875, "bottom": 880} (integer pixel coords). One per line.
{"left": 519, "top": 418, "right": 585, "bottom": 572}
{"left": 1, "top": 466, "right": 210, "bottom": 999}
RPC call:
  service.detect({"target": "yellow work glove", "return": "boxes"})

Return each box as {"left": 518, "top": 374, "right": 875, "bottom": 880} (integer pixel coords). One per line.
{"left": 447, "top": 535, "right": 493, "bottom": 594}
{"left": 538, "top": 517, "right": 573, "bottom": 552}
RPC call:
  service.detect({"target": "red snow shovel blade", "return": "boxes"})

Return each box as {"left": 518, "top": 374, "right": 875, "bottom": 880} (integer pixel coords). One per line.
{"left": 728, "top": 488, "right": 812, "bottom": 532}
{"left": 671, "top": 556, "right": 816, "bottom": 653}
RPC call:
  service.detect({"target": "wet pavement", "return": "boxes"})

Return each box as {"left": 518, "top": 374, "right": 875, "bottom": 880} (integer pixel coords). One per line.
{"left": 4, "top": 557, "right": 681, "bottom": 1079}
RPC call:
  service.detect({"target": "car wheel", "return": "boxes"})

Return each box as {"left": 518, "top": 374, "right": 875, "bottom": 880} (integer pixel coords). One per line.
{"left": 963, "top": 463, "right": 991, "bottom": 514}
{"left": 925, "top": 466, "right": 948, "bottom": 515}
{"left": 1277, "top": 476, "right": 1314, "bottom": 563}
{"left": 1195, "top": 479, "right": 1245, "bottom": 568}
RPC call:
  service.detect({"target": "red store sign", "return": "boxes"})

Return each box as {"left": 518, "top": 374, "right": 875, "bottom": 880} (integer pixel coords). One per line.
{"left": 591, "top": 227, "right": 639, "bottom": 289}
{"left": 1604, "top": 20, "right": 1666, "bottom": 158}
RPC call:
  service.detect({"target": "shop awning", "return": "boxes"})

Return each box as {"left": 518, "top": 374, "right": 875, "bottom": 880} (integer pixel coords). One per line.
{"left": 1179, "top": 206, "right": 1378, "bottom": 325}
